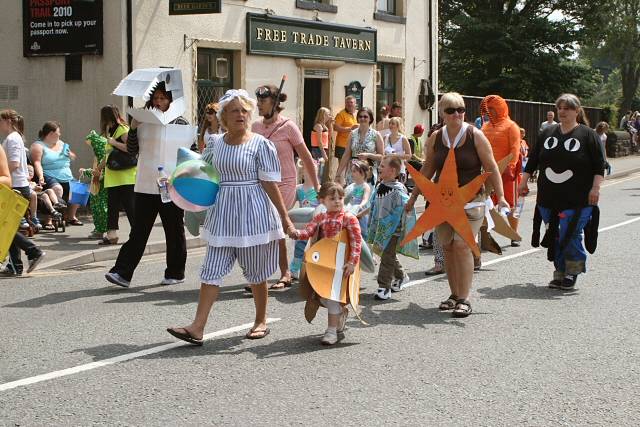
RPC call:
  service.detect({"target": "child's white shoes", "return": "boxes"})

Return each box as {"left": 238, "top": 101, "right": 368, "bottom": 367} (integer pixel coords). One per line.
{"left": 321, "top": 328, "right": 338, "bottom": 345}
{"left": 391, "top": 274, "right": 410, "bottom": 292}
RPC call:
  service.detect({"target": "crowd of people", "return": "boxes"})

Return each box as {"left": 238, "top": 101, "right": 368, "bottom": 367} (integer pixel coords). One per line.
{"left": 0, "top": 84, "right": 606, "bottom": 347}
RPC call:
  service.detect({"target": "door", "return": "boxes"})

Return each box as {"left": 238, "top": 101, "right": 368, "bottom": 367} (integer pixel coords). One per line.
{"left": 196, "top": 49, "right": 234, "bottom": 127}
{"left": 303, "top": 78, "right": 323, "bottom": 151}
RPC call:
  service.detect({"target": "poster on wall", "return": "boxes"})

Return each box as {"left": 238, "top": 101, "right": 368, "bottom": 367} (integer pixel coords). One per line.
{"left": 23, "top": 0, "right": 103, "bottom": 57}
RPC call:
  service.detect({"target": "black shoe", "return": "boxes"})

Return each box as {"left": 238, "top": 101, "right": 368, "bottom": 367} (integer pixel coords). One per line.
{"left": 0, "top": 267, "right": 22, "bottom": 277}
{"left": 548, "top": 279, "right": 562, "bottom": 289}
{"left": 559, "top": 274, "right": 577, "bottom": 290}
{"left": 26, "top": 251, "right": 46, "bottom": 273}
{"left": 510, "top": 240, "right": 521, "bottom": 247}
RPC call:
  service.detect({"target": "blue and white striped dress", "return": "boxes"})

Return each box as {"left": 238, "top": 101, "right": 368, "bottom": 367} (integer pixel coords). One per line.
{"left": 201, "top": 133, "right": 284, "bottom": 247}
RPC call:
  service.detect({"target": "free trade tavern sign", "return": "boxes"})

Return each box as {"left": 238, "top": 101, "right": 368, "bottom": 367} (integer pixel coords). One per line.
{"left": 246, "top": 13, "right": 376, "bottom": 64}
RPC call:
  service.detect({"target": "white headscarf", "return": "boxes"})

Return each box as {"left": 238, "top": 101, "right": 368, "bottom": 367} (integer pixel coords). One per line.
{"left": 216, "top": 89, "right": 257, "bottom": 122}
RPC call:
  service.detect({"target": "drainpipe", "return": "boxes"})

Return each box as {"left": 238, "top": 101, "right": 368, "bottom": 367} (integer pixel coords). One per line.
{"left": 126, "top": 0, "right": 133, "bottom": 108}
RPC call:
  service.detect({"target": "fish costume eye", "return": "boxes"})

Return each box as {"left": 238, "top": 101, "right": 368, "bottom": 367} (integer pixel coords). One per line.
{"left": 311, "top": 251, "right": 320, "bottom": 262}
{"left": 564, "top": 138, "right": 580, "bottom": 152}
{"left": 544, "top": 137, "right": 558, "bottom": 150}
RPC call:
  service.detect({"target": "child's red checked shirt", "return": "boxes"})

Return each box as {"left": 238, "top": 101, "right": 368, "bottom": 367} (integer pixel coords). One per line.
{"left": 295, "top": 210, "right": 362, "bottom": 265}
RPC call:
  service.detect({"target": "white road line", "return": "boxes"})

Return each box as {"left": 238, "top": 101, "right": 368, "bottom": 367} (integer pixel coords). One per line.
{"left": 4, "top": 207, "right": 640, "bottom": 393}
{"left": 602, "top": 172, "right": 640, "bottom": 188}
{"left": 0, "top": 318, "right": 281, "bottom": 392}
{"left": 403, "top": 216, "right": 640, "bottom": 289}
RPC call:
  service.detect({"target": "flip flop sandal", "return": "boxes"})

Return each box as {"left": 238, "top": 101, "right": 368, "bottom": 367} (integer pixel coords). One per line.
{"left": 439, "top": 295, "right": 457, "bottom": 310}
{"left": 166, "top": 327, "right": 204, "bottom": 346}
{"left": 245, "top": 327, "right": 270, "bottom": 340}
{"left": 269, "top": 279, "right": 292, "bottom": 290}
{"left": 425, "top": 266, "right": 444, "bottom": 276}
{"left": 98, "top": 237, "right": 119, "bottom": 245}
{"left": 42, "top": 224, "right": 55, "bottom": 231}
{"left": 452, "top": 299, "right": 472, "bottom": 318}
{"left": 67, "top": 219, "right": 84, "bottom": 226}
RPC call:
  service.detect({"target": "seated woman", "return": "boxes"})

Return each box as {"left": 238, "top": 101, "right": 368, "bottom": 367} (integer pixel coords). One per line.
{"left": 30, "top": 121, "right": 83, "bottom": 228}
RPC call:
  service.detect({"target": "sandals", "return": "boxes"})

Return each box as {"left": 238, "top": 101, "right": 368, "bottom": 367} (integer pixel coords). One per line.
{"left": 166, "top": 327, "right": 203, "bottom": 346}
{"left": 67, "top": 218, "right": 84, "bottom": 226}
{"left": 42, "top": 223, "right": 55, "bottom": 231}
{"left": 269, "top": 278, "right": 292, "bottom": 290}
{"left": 245, "top": 327, "right": 270, "bottom": 339}
{"left": 452, "top": 299, "right": 472, "bottom": 318}
{"left": 425, "top": 266, "right": 444, "bottom": 276}
{"left": 98, "top": 237, "right": 119, "bottom": 245}
{"left": 439, "top": 295, "right": 457, "bottom": 310}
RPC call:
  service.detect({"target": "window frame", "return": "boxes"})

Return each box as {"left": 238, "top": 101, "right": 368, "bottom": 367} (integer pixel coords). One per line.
{"left": 295, "top": 0, "right": 338, "bottom": 13}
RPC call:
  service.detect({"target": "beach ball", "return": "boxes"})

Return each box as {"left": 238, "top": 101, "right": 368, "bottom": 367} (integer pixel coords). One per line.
{"left": 169, "top": 148, "right": 220, "bottom": 212}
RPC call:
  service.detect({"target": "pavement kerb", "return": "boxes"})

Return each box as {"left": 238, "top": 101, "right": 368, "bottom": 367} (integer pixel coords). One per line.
{"left": 40, "top": 236, "right": 206, "bottom": 270}
{"left": 39, "top": 166, "right": 640, "bottom": 271}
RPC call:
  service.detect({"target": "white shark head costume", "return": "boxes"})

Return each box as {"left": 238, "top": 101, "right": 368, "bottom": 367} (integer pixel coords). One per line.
{"left": 113, "top": 68, "right": 197, "bottom": 194}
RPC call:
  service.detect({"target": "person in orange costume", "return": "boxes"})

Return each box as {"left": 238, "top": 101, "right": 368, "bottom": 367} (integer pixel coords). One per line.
{"left": 480, "top": 95, "right": 522, "bottom": 245}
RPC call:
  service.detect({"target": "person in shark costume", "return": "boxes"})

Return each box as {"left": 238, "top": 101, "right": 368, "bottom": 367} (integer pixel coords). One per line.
{"left": 520, "top": 94, "right": 604, "bottom": 291}
{"left": 105, "top": 68, "right": 197, "bottom": 288}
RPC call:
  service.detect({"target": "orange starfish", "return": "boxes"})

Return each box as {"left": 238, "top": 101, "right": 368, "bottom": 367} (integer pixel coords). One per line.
{"left": 401, "top": 148, "right": 491, "bottom": 257}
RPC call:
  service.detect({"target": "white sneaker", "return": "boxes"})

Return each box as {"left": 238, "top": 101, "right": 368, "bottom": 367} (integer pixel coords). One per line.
{"left": 161, "top": 278, "right": 185, "bottom": 285}
{"left": 374, "top": 287, "right": 391, "bottom": 300}
{"left": 391, "top": 274, "right": 410, "bottom": 292}
{"left": 321, "top": 328, "right": 338, "bottom": 345}
{"left": 337, "top": 307, "right": 348, "bottom": 333}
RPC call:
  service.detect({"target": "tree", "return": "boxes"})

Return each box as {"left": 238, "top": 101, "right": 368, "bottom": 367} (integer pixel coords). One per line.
{"left": 580, "top": 0, "right": 640, "bottom": 115}
{"left": 439, "top": 1, "right": 599, "bottom": 102}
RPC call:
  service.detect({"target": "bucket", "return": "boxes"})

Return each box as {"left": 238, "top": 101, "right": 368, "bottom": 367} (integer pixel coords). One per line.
{"left": 69, "top": 180, "right": 90, "bottom": 206}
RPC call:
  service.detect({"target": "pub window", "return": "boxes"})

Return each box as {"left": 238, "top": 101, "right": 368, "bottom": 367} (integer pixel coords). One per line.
{"left": 374, "top": 0, "right": 405, "bottom": 23}
{"left": 65, "top": 55, "right": 82, "bottom": 81}
{"left": 376, "top": 62, "right": 399, "bottom": 120}
{"left": 196, "top": 48, "right": 234, "bottom": 126}
{"left": 376, "top": 0, "right": 396, "bottom": 14}
{"left": 295, "top": 0, "right": 338, "bottom": 13}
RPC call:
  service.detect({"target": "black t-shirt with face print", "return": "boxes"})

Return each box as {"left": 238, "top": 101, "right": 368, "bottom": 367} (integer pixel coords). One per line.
{"left": 525, "top": 124, "right": 604, "bottom": 210}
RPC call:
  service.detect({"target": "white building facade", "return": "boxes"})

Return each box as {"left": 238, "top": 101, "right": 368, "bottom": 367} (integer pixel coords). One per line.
{"left": 1, "top": 0, "right": 438, "bottom": 167}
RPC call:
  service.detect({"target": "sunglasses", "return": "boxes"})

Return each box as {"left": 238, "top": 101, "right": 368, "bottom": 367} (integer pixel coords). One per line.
{"left": 444, "top": 107, "right": 466, "bottom": 115}
{"left": 255, "top": 87, "right": 273, "bottom": 99}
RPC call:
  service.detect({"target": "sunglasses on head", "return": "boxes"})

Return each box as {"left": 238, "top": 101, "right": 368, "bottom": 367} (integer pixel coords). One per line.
{"left": 444, "top": 107, "right": 466, "bottom": 115}
{"left": 255, "top": 87, "right": 273, "bottom": 99}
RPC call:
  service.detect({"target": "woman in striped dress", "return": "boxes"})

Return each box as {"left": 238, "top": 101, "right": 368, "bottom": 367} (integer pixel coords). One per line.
{"left": 167, "top": 89, "right": 295, "bottom": 344}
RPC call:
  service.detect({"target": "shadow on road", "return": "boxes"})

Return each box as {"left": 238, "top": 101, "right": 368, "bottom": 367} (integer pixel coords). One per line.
{"left": 477, "top": 282, "right": 578, "bottom": 300}
{"left": 75, "top": 333, "right": 359, "bottom": 362}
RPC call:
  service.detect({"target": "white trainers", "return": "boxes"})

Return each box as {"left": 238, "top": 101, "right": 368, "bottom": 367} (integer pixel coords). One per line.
{"left": 337, "top": 307, "right": 348, "bottom": 333}
{"left": 161, "top": 278, "right": 185, "bottom": 286}
{"left": 321, "top": 328, "right": 338, "bottom": 345}
{"left": 374, "top": 287, "right": 391, "bottom": 300}
{"left": 391, "top": 274, "right": 410, "bottom": 292}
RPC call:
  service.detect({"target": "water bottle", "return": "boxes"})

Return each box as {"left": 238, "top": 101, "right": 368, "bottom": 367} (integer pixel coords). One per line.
{"left": 513, "top": 196, "right": 525, "bottom": 219}
{"left": 157, "top": 166, "right": 171, "bottom": 203}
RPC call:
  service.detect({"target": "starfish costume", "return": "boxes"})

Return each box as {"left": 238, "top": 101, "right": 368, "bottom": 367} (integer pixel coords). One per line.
{"left": 402, "top": 151, "right": 490, "bottom": 257}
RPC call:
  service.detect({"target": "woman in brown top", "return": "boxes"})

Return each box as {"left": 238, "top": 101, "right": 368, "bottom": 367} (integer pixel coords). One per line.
{"left": 406, "top": 92, "right": 508, "bottom": 317}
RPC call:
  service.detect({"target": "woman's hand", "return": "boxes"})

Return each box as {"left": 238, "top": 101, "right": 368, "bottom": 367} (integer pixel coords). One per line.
{"left": 343, "top": 262, "right": 355, "bottom": 278}
{"left": 405, "top": 194, "right": 417, "bottom": 213}
{"left": 496, "top": 196, "right": 510, "bottom": 212}
{"left": 107, "top": 137, "right": 116, "bottom": 146}
{"left": 357, "top": 153, "right": 369, "bottom": 161}
{"left": 588, "top": 186, "right": 600, "bottom": 205}
{"left": 517, "top": 180, "right": 529, "bottom": 196}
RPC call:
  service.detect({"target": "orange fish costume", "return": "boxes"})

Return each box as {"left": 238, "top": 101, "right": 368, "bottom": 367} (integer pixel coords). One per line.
{"left": 480, "top": 95, "right": 521, "bottom": 210}
{"left": 300, "top": 230, "right": 363, "bottom": 323}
